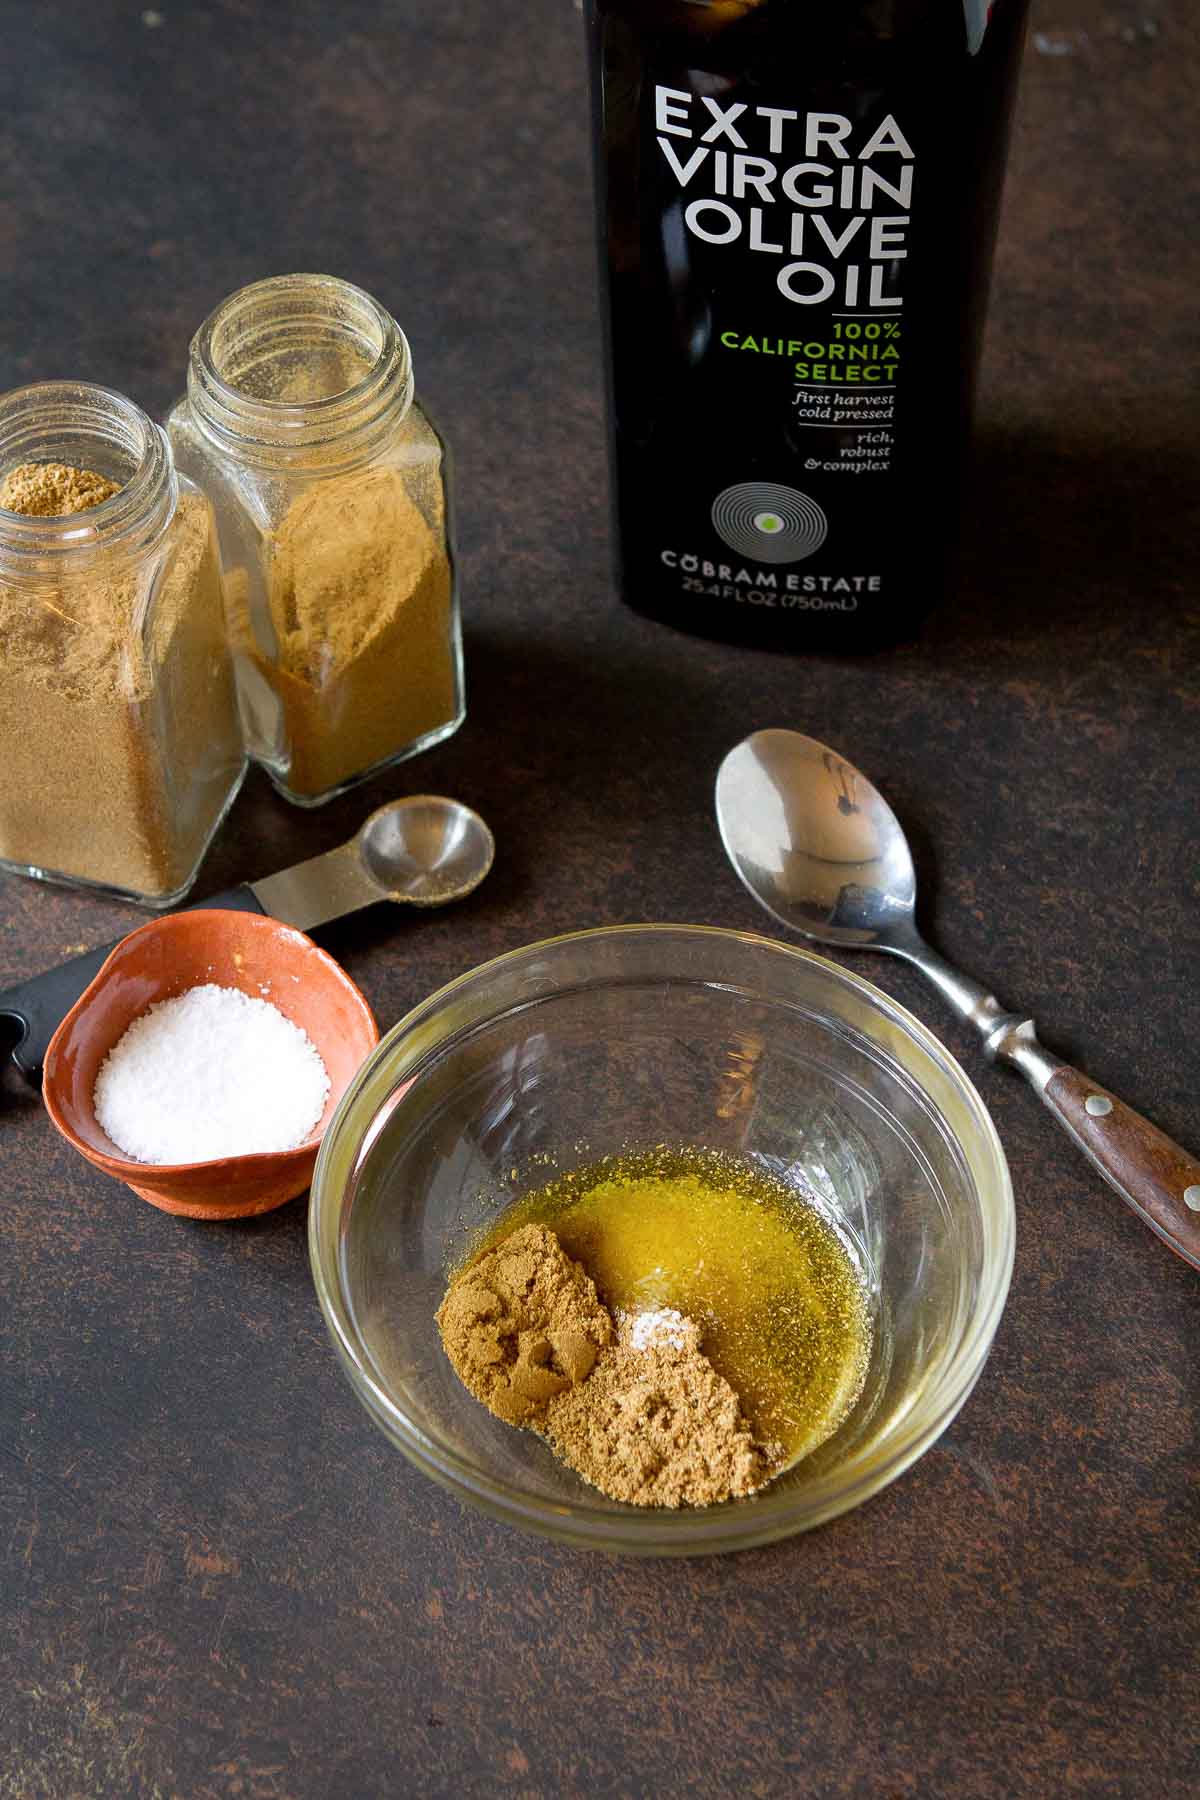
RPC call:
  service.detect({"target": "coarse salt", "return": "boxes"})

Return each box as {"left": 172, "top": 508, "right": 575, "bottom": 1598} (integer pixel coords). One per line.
{"left": 93, "top": 983, "right": 330, "bottom": 1164}
{"left": 619, "top": 1307, "right": 694, "bottom": 1353}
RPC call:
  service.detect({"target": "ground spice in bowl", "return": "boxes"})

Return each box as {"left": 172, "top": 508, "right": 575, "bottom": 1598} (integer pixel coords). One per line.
{"left": 437, "top": 1223, "right": 614, "bottom": 1425}
{"left": 0, "top": 447, "right": 244, "bottom": 903}
{"left": 545, "top": 1307, "right": 773, "bottom": 1507}
{"left": 437, "top": 1224, "right": 776, "bottom": 1508}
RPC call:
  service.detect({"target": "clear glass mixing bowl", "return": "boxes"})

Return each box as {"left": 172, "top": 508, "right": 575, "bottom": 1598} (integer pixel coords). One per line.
{"left": 309, "top": 926, "right": 1014, "bottom": 1554}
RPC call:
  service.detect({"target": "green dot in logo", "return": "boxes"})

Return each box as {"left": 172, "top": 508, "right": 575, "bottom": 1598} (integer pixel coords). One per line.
{"left": 754, "top": 511, "right": 783, "bottom": 534}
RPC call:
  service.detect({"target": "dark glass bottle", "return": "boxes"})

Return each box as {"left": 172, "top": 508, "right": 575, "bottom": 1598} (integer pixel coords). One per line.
{"left": 586, "top": 0, "right": 1030, "bottom": 649}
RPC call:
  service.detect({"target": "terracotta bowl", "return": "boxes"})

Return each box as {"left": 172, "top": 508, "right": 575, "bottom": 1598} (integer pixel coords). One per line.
{"left": 43, "top": 910, "right": 379, "bottom": 1221}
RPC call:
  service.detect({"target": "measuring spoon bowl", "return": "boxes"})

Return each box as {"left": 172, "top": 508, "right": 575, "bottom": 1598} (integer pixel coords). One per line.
{"left": 356, "top": 795, "right": 495, "bottom": 906}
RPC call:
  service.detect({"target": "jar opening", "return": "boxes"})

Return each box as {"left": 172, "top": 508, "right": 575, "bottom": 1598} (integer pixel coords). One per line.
{"left": 207, "top": 279, "right": 388, "bottom": 408}
{"left": 0, "top": 384, "right": 150, "bottom": 503}
{"left": 0, "top": 382, "right": 176, "bottom": 571}
{"left": 188, "top": 274, "right": 413, "bottom": 469}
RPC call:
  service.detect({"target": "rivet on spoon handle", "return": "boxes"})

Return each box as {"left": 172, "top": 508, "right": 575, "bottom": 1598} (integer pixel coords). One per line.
{"left": 913, "top": 979, "right": 1200, "bottom": 1273}
{"left": 1035, "top": 1066, "right": 1200, "bottom": 1269}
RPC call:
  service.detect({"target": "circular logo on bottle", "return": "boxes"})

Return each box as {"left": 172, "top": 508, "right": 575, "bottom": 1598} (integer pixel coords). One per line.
{"left": 711, "top": 481, "right": 828, "bottom": 564}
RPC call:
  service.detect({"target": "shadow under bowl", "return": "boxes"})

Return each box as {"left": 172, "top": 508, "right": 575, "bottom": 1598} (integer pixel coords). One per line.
{"left": 43, "top": 909, "right": 379, "bottom": 1220}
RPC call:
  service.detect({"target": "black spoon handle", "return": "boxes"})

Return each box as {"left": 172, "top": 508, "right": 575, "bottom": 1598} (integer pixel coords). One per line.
{"left": 0, "top": 886, "right": 264, "bottom": 1085}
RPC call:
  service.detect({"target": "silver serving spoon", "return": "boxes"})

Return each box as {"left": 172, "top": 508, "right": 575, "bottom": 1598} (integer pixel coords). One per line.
{"left": 1, "top": 796, "right": 495, "bottom": 1082}
{"left": 716, "top": 729, "right": 1200, "bottom": 1270}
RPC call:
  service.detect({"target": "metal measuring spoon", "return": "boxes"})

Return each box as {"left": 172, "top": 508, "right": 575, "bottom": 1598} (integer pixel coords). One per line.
{"left": 0, "top": 796, "right": 494, "bottom": 1082}
{"left": 716, "top": 729, "right": 1200, "bottom": 1270}
{"left": 251, "top": 796, "right": 495, "bottom": 928}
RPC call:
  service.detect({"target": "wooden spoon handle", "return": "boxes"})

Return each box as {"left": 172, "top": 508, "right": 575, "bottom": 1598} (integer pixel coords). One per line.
{"left": 881, "top": 937, "right": 1199, "bottom": 1271}
{"left": 1041, "top": 1067, "right": 1200, "bottom": 1270}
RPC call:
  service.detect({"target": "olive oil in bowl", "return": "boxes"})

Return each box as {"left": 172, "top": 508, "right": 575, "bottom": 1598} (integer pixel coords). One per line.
{"left": 478, "top": 1146, "right": 872, "bottom": 1469}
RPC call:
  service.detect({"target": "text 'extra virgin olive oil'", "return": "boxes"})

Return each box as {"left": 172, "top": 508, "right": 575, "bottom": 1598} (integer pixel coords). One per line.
{"left": 586, "top": 0, "right": 1030, "bottom": 649}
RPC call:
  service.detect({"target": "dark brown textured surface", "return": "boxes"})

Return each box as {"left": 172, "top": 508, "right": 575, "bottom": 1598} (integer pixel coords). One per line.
{"left": 1, "top": 2, "right": 1197, "bottom": 1795}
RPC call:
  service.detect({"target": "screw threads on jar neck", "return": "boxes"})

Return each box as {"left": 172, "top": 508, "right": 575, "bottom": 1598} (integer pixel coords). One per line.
{"left": 186, "top": 274, "right": 414, "bottom": 472}
{"left": 0, "top": 382, "right": 177, "bottom": 581}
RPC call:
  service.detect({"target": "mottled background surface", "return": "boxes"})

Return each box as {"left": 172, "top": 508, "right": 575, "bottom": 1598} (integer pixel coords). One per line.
{"left": 1, "top": 2, "right": 1197, "bottom": 1795}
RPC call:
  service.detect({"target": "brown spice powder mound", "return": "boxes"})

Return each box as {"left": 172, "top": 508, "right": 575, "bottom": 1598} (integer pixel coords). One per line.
{"left": 0, "top": 461, "right": 121, "bottom": 515}
{"left": 436, "top": 1225, "right": 613, "bottom": 1426}
{"left": 544, "top": 1313, "right": 773, "bottom": 1508}
{"left": 437, "top": 1226, "right": 776, "bottom": 1507}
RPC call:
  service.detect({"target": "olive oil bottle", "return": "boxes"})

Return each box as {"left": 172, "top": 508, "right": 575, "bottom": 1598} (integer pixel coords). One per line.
{"left": 586, "top": 0, "right": 1031, "bottom": 648}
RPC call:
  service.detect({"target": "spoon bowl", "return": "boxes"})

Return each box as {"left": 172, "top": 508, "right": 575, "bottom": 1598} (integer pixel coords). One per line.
{"left": 716, "top": 730, "right": 916, "bottom": 946}
{"left": 356, "top": 796, "right": 495, "bottom": 907}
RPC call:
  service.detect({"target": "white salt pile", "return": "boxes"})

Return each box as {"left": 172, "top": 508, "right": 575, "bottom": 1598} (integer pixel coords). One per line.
{"left": 93, "top": 983, "right": 330, "bottom": 1164}
{"left": 618, "top": 1307, "right": 695, "bottom": 1353}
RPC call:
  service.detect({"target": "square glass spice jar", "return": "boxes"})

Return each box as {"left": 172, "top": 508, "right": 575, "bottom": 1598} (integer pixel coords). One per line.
{"left": 0, "top": 381, "right": 246, "bottom": 907}
{"left": 168, "top": 274, "right": 464, "bottom": 807}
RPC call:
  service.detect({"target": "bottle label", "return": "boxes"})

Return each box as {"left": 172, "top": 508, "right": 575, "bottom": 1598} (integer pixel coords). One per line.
{"left": 657, "top": 87, "right": 913, "bottom": 321}
{"left": 597, "top": 1, "right": 1027, "bottom": 639}
{"left": 654, "top": 87, "right": 908, "bottom": 581}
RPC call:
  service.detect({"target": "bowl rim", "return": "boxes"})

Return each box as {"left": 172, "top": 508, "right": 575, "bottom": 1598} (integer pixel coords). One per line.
{"left": 308, "top": 922, "right": 1015, "bottom": 1552}
{"left": 43, "top": 907, "right": 380, "bottom": 1180}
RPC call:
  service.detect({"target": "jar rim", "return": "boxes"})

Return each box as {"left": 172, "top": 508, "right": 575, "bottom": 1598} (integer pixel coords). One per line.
{"left": 186, "top": 273, "right": 414, "bottom": 471}
{"left": 0, "top": 381, "right": 177, "bottom": 575}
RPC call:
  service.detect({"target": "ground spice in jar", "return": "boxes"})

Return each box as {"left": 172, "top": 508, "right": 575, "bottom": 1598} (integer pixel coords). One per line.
{"left": 226, "top": 465, "right": 455, "bottom": 800}
{"left": 437, "top": 1224, "right": 776, "bottom": 1507}
{"left": 0, "top": 461, "right": 120, "bottom": 515}
{"left": 0, "top": 463, "right": 243, "bottom": 899}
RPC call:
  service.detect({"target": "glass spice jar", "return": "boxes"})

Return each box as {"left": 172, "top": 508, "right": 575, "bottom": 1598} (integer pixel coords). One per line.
{"left": 0, "top": 381, "right": 246, "bottom": 907}
{"left": 168, "top": 274, "right": 464, "bottom": 807}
